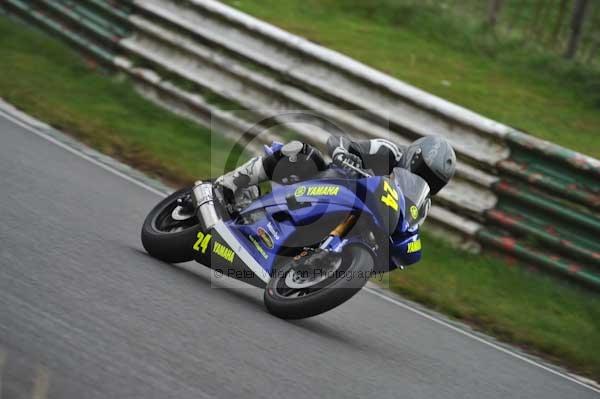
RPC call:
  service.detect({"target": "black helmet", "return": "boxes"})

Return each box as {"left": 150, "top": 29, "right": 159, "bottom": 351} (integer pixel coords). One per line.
{"left": 401, "top": 136, "right": 456, "bottom": 195}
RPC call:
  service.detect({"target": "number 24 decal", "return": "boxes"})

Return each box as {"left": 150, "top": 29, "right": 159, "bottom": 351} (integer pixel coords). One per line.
{"left": 193, "top": 231, "right": 212, "bottom": 253}
{"left": 380, "top": 181, "right": 399, "bottom": 211}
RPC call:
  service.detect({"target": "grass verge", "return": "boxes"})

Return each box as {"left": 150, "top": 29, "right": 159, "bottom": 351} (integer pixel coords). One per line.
{"left": 381, "top": 234, "right": 600, "bottom": 380}
{"left": 0, "top": 17, "right": 236, "bottom": 186}
{"left": 1, "top": 15, "right": 599, "bottom": 380}
{"left": 223, "top": 0, "right": 600, "bottom": 158}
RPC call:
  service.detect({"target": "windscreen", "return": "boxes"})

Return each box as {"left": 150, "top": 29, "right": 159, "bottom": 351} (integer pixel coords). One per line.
{"left": 392, "top": 168, "right": 431, "bottom": 228}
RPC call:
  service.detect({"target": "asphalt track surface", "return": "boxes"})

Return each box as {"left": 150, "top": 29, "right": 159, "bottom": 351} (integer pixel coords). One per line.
{"left": 0, "top": 110, "right": 598, "bottom": 399}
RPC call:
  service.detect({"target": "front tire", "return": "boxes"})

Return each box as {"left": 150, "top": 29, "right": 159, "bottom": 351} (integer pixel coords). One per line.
{"left": 264, "top": 245, "right": 374, "bottom": 319}
{"left": 141, "top": 187, "right": 201, "bottom": 263}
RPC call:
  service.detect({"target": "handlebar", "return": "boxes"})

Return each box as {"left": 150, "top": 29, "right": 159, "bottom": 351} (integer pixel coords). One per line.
{"left": 341, "top": 160, "right": 373, "bottom": 178}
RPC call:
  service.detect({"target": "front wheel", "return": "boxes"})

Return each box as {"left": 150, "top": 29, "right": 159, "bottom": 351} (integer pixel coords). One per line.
{"left": 264, "top": 245, "right": 374, "bottom": 319}
{"left": 141, "top": 187, "right": 201, "bottom": 263}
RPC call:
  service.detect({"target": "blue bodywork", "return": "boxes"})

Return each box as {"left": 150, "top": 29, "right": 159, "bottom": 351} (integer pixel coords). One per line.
{"left": 221, "top": 164, "right": 422, "bottom": 278}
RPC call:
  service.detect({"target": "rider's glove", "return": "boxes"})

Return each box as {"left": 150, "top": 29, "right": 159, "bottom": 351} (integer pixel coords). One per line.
{"left": 332, "top": 147, "right": 363, "bottom": 170}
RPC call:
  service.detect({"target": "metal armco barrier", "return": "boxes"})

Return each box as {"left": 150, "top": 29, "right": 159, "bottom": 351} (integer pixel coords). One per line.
{"left": 3, "top": 0, "right": 599, "bottom": 289}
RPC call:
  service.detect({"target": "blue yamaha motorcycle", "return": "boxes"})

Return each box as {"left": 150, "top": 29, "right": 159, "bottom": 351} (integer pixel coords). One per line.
{"left": 141, "top": 146, "right": 430, "bottom": 319}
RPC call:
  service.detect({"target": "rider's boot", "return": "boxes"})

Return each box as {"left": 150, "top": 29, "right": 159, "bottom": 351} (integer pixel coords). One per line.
{"left": 214, "top": 156, "right": 267, "bottom": 207}
{"left": 214, "top": 141, "right": 326, "bottom": 212}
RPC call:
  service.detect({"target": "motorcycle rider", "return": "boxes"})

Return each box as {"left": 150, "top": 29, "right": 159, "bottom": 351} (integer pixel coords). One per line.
{"left": 215, "top": 134, "right": 456, "bottom": 268}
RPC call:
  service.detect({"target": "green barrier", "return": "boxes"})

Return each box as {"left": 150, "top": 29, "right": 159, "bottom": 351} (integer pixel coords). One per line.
{"left": 493, "top": 180, "right": 600, "bottom": 234}
{"left": 477, "top": 229, "right": 600, "bottom": 290}
{"left": 4, "top": 0, "right": 116, "bottom": 63}
{"left": 506, "top": 130, "right": 600, "bottom": 178}
{"left": 57, "top": 0, "right": 130, "bottom": 37}
{"left": 485, "top": 208, "right": 600, "bottom": 267}
{"left": 84, "top": 0, "right": 133, "bottom": 23}
{"left": 38, "top": 0, "right": 121, "bottom": 43}
{"left": 498, "top": 158, "right": 599, "bottom": 210}
{"left": 488, "top": 129, "right": 600, "bottom": 290}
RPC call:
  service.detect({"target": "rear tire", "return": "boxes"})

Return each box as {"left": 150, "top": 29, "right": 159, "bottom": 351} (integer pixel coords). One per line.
{"left": 264, "top": 245, "right": 374, "bottom": 319}
{"left": 141, "top": 187, "right": 200, "bottom": 263}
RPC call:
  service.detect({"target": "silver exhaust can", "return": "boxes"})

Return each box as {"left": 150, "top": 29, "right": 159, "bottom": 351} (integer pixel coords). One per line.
{"left": 192, "top": 181, "right": 220, "bottom": 230}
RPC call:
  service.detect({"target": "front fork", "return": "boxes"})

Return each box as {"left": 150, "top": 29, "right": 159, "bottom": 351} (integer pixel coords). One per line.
{"left": 319, "top": 213, "right": 358, "bottom": 252}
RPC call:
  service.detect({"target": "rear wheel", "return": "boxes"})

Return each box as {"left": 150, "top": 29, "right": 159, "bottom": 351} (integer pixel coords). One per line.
{"left": 264, "top": 245, "right": 374, "bottom": 319}
{"left": 141, "top": 187, "right": 201, "bottom": 263}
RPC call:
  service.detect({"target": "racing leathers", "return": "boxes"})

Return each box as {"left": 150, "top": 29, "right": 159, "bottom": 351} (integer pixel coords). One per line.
{"left": 215, "top": 136, "right": 422, "bottom": 269}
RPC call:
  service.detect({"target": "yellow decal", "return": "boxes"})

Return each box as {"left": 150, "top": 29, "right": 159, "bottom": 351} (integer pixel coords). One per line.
{"left": 296, "top": 185, "right": 340, "bottom": 197}
{"left": 249, "top": 235, "right": 269, "bottom": 259}
{"left": 306, "top": 185, "right": 340, "bottom": 196}
{"left": 380, "top": 180, "right": 399, "bottom": 211}
{"left": 407, "top": 239, "right": 422, "bottom": 254}
{"left": 295, "top": 186, "right": 307, "bottom": 196}
{"left": 410, "top": 205, "right": 419, "bottom": 220}
{"left": 213, "top": 241, "right": 235, "bottom": 263}
{"left": 193, "top": 231, "right": 212, "bottom": 253}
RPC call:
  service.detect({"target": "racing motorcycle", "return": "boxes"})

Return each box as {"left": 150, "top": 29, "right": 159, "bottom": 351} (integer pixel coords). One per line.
{"left": 141, "top": 143, "right": 430, "bottom": 319}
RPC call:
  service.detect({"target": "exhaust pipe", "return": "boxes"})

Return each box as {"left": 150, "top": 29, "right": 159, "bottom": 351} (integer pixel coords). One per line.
{"left": 192, "top": 181, "right": 220, "bottom": 230}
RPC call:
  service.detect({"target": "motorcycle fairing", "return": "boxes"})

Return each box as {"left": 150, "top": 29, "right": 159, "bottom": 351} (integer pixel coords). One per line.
{"left": 222, "top": 176, "right": 400, "bottom": 276}
{"left": 192, "top": 222, "right": 269, "bottom": 288}
{"left": 194, "top": 171, "right": 410, "bottom": 287}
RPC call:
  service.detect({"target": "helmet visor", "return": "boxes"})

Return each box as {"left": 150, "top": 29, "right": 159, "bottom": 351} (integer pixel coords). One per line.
{"left": 408, "top": 150, "right": 447, "bottom": 195}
